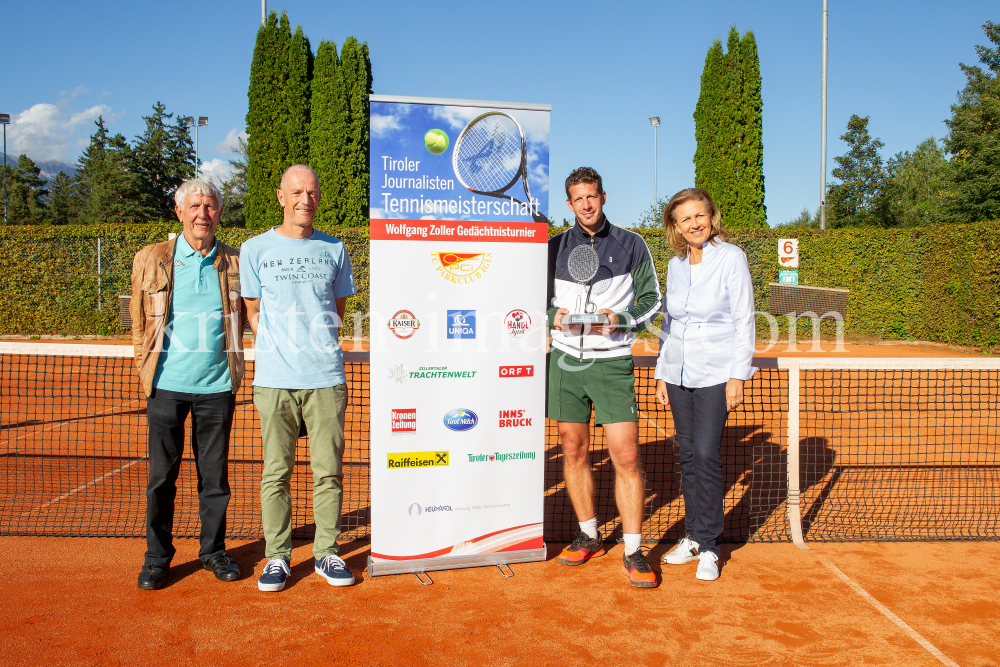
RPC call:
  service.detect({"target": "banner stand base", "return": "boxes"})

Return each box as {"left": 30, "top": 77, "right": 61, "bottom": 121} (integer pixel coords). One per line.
{"left": 367, "top": 544, "right": 547, "bottom": 578}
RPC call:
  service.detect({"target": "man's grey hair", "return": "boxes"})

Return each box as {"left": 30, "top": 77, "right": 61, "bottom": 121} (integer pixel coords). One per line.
{"left": 174, "top": 178, "right": 223, "bottom": 209}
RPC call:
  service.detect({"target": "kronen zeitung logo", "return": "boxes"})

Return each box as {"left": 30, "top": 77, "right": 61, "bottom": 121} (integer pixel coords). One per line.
{"left": 432, "top": 252, "right": 492, "bottom": 284}
{"left": 467, "top": 451, "right": 537, "bottom": 463}
{"left": 387, "top": 451, "right": 448, "bottom": 468}
{"left": 387, "top": 310, "right": 420, "bottom": 339}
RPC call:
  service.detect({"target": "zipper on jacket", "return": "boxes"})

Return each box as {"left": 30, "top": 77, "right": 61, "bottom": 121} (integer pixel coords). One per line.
{"left": 578, "top": 235, "right": 596, "bottom": 361}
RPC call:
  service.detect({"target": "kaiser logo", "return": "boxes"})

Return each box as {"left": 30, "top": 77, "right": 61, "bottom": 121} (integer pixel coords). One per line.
{"left": 432, "top": 252, "right": 492, "bottom": 284}
{"left": 504, "top": 309, "right": 531, "bottom": 337}
{"left": 387, "top": 310, "right": 420, "bottom": 339}
{"left": 499, "top": 365, "right": 534, "bottom": 378}
{"left": 446, "top": 310, "right": 476, "bottom": 339}
{"left": 443, "top": 409, "right": 478, "bottom": 432}
{"left": 391, "top": 408, "right": 416, "bottom": 433}
{"left": 499, "top": 409, "right": 532, "bottom": 428}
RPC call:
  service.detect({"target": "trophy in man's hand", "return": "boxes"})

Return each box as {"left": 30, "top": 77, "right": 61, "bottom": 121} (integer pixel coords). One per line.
{"left": 566, "top": 245, "right": 613, "bottom": 325}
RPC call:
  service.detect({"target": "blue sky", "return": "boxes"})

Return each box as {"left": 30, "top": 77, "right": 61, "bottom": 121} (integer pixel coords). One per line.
{"left": 2, "top": 0, "right": 994, "bottom": 227}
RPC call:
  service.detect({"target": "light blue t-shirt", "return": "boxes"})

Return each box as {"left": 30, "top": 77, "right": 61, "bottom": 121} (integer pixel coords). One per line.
{"left": 240, "top": 228, "right": 357, "bottom": 389}
{"left": 153, "top": 234, "right": 232, "bottom": 394}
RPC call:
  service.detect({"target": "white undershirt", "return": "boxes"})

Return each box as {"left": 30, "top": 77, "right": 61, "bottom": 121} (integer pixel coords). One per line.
{"left": 689, "top": 261, "right": 702, "bottom": 281}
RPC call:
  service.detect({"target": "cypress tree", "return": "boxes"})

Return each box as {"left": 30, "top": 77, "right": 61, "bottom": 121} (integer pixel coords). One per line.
{"left": 285, "top": 25, "right": 313, "bottom": 166}
{"left": 693, "top": 39, "right": 725, "bottom": 200}
{"left": 246, "top": 11, "right": 290, "bottom": 229}
{"left": 734, "top": 29, "right": 766, "bottom": 227}
{"left": 339, "top": 37, "right": 373, "bottom": 227}
{"left": 310, "top": 40, "right": 346, "bottom": 226}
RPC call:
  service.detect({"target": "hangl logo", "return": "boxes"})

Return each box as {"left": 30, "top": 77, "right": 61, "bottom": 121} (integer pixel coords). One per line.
{"left": 504, "top": 309, "right": 531, "bottom": 338}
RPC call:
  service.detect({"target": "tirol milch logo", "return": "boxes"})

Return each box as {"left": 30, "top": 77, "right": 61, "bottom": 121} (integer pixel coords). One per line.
{"left": 504, "top": 309, "right": 531, "bottom": 338}
{"left": 447, "top": 310, "right": 476, "bottom": 339}
{"left": 499, "top": 365, "right": 534, "bottom": 378}
{"left": 387, "top": 310, "right": 420, "bottom": 339}
{"left": 391, "top": 408, "right": 416, "bottom": 433}
{"left": 499, "top": 410, "right": 532, "bottom": 427}
{"left": 387, "top": 451, "right": 448, "bottom": 468}
{"left": 432, "top": 252, "right": 492, "bottom": 284}
{"left": 443, "top": 409, "right": 478, "bottom": 431}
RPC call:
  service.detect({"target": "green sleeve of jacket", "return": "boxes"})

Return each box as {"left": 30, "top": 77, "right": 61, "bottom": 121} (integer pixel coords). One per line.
{"left": 615, "top": 260, "right": 661, "bottom": 332}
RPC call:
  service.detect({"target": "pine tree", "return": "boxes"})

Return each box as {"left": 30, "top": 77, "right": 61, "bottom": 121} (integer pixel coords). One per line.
{"left": 285, "top": 25, "right": 313, "bottom": 166}
{"left": 46, "top": 171, "right": 81, "bottom": 225}
{"left": 7, "top": 155, "right": 48, "bottom": 224}
{"left": 827, "top": 115, "right": 888, "bottom": 227}
{"left": 693, "top": 26, "right": 767, "bottom": 228}
{"left": 131, "top": 101, "right": 195, "bottom": 219}
{"left": 76, "top": 117, "right": 141, "bottom": 224}
{"left": 310, "top": 39, "right": 346, "bottom": 226}
{"left": 943, "top": 20, "right": 1000, "bottom": 222}
{"left": 246, "top": 11, "right": 290, "bottom": 229}
{"left": 339, "top": 37, "right": 373, "bottom": 227}
{"left": 219, "top": 135, "right": 249, "bottom": 227}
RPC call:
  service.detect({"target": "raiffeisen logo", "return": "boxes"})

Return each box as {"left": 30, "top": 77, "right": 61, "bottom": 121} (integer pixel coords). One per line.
{"left": 387, "top": 451, "right": 448, "bottom": 468}
{"left": 446, "top": 310, "right": 476, "bottom": 339}
{"left": 387, "top": 310, "right": 420, "bottom": 339}
{"left": 432, "top": 252, "right": 492, "bottom": 284}
{"left": 499, "top": 409, "right": 532, "bottom": 427}
{"left": 504, "top": 309, "right": 531, "bottom": 338}
{"left": 499, "top": 365, "right": 534, "bottom": 378}
{"left": 443, "top": 409, "right": 478, "bottom": 431}
{"left": 467, "top": 451, "right": 537, "bottom": 463}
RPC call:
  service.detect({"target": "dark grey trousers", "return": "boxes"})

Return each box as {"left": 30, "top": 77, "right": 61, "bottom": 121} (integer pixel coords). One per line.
{"left": 144, "top": 388, "right": 235, "bottom": 566}
{"left": 666, "top": 382, "right": 729, "bottom": 554}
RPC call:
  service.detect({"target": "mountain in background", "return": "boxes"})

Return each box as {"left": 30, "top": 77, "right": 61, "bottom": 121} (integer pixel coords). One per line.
{"left": 2, "top": 154, "right": 77, "bottom": 180}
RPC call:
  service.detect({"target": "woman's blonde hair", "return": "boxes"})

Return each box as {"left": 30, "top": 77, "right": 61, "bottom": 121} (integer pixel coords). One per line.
{"left": 662, "top": 188, "right": 726, "bottom": 258}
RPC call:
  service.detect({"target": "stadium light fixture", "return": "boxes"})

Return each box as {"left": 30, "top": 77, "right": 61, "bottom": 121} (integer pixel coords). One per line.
{"left": 649, "top": 117, "right": 660, "bottom": 206}
{"left": 820, "top": 0, "right": 828, "bottom": 231}
{"left": 183, "top": 116, "right": 209, "bottom": 178}
{"left": 1, "top": 113, "right": 9, "bottom": 227}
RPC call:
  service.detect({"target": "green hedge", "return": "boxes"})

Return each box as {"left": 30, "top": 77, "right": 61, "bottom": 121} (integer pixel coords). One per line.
{"left": 2, "top": 222, "right": 998, "bottom": 347}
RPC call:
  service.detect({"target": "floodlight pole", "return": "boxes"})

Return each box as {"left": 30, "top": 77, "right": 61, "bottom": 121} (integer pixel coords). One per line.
{"left": 262, "top": 0, "right": 266, "bottom": 25}
{"left": 649, "top": 117, "right": 661, "bottom": 207}
{"left": 819, "top": 0, "right": 828, "bottom": 231}
{"left": 1, "top": 114, "right": 10, "bottom": 227}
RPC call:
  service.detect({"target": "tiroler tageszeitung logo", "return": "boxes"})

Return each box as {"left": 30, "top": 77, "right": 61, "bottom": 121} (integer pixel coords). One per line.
{"left": 387, "top": 310, "right": 420, "bottom": 339}
{"left": 467, "top": 450, "right": 537, "bottom": 463}
{"left": 432, "top": 252, "right": 492, "bottom": 284}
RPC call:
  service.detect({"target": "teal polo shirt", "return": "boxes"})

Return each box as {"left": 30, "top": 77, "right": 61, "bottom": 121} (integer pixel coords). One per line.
{"left": 152, "top": 234, "right": 232, "bottom": 394}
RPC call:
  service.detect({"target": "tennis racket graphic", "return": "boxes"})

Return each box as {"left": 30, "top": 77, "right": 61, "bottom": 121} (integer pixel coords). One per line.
{"left": 452, "top": 111, "right": 547, "bottom": 223}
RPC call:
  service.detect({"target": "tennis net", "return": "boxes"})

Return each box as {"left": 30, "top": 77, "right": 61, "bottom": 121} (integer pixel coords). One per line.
{"left": 1, "top": 343, "right": 997, "bottom": 544}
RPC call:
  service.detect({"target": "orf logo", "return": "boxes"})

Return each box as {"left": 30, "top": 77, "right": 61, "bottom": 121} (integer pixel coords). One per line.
{"left": 408, "top": 503, "right": 422, "bottom": 516}
{"left": 388, "top": 310, "right": 420, "bottom": 339}
{"left": 500, "top": 365, "right": 534, "bottom": 378}
{"left": 443, "top": 409, "right": 478, "bottom": 431}
{"left": 446, "top": 310, "right": 476, "bottom": 339}
{"left": 504, "top": 309, "right": 531, "bottom": 338}
{"left": 432, "top": 252, "right": 492, "bottom": 284}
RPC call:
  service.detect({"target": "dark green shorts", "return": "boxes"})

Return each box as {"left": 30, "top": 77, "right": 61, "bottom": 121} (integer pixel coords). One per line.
{"left": 546, "top": 348, "right": 638, "bottom": 425}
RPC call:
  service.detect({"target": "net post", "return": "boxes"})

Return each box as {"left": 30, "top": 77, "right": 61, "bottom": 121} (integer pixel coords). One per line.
{"left": 785, "top": 358, "right": 809, "bottom": 549}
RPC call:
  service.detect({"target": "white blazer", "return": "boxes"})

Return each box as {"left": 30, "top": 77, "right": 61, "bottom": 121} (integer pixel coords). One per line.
{"left": 654, "top": 239, "right": 757, "bottom": 388}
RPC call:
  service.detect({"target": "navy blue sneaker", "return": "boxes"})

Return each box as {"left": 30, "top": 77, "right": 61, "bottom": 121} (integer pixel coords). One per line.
{"left": 257, "top": 558, "right": 290, "bottom": 592}
{"left": 315, "top": 555, "right": 354, "bottom": 586}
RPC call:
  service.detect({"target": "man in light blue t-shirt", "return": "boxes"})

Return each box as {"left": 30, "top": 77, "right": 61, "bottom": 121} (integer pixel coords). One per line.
{"left": 241, "top": 164, "right": 357, "bottom": 592}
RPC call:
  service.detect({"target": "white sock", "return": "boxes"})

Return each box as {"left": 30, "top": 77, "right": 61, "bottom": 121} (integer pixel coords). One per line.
{"left": 579, "top": 517, "right": 598, "bottom": 539}
{"left": 623, "top": 533, "right": 642, "bottom": 555}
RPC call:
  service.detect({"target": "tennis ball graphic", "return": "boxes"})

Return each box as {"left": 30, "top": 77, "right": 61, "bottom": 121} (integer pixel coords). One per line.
{"left": 424, "top": 129, "right": 449, "bottom": 155}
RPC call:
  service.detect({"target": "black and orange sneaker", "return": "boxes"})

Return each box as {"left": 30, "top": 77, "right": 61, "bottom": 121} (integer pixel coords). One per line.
{"left": 557, "top": 530, "right": 605, "bottom": 566}
{"left": 622, "top": 548, "right": 658, "bottom": 588}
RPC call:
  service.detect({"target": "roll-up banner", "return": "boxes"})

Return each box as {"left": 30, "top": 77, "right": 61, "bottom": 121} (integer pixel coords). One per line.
{"left": 368, "top": 95, "right": 551, "bottom": 576}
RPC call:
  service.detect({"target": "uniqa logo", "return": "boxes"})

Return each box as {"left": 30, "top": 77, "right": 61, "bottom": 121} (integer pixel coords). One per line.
{"left": 432, "top": 252, "right": 492, "bottom": 284}
{"left": 443, "top": 409, "right": 478, "bottom": 431}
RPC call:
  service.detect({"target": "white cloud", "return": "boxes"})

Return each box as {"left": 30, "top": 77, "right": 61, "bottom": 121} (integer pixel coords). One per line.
{"left": 429, "top": 106, "right": 550, "bottom": 148}
{"left": 9, "top": 102, "right": 112, "bottom": 163}
{"left": 199, "top": 158, "right": 233, "bottom": 186}
{"left": 213, "top": 127, "right": 247, "bottom": 153}
{"left": 371, "top": 113, "right": 404, "bottom": 138}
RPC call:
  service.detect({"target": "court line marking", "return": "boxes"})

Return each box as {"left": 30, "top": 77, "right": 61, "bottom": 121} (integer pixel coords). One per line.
{"left": 818, "top": 555, "right": 960, "bottom": 667}
{"left": 1, "top": 399, "right": 142, "bottom": 446}
{"left": 23, "top": 458, "right": 145, "bottom": 515}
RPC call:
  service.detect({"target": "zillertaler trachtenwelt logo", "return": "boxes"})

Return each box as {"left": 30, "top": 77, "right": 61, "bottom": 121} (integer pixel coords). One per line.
{"left": 432, "top": 252, "right": 492, "bottom": 284}
{"left": 390, "top": 365, "right": 479, "bottom": 381}
{"left": 388, "top": 451, "right": 449, "bottom": 468}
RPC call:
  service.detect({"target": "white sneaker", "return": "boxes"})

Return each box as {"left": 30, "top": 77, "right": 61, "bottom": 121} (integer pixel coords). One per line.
{"left": 663, "top": 537, "right": 700, "bottom": 565}
{"left": 696, "top": 551, "right": 719, "bottom": 581}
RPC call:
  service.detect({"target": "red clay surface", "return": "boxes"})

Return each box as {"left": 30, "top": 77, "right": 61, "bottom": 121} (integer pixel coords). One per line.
{"left": 0, "top": 537, "right": 997, "bottom": 666}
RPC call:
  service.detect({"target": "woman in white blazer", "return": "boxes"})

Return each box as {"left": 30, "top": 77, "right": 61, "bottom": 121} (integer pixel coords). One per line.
{"left": 654, "top": 188, "right": 757, "bottom": 581}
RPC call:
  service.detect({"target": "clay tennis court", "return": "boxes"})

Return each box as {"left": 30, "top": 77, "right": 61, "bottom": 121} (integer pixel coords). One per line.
{"left": 1, "top": 339, "right": 998, "bottom": 665}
